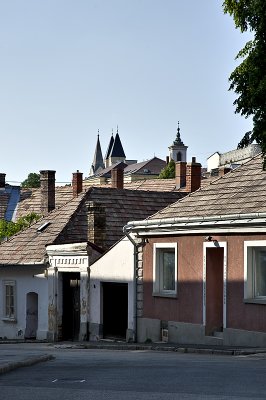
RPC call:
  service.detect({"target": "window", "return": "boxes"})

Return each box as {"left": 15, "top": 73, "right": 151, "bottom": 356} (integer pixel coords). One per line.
{"left": 153, "top": 243, "right": 177, "bottom": 297}
{"left": 176, "top": 152, "right": 182, "bottom": 162}
{"left": 3, "top": 281, "right": 16, "bottom": 320}
{"left": 244, "top": 242, "right": 266, "bottom": 303}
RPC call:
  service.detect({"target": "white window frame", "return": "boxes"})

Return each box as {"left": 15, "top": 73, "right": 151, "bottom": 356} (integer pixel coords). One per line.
{"left": 153, "top": 243, "right": 177, "bottom": 297}
{"left": 244, "top": 241, "right": 266, "bottom": 304}
{"left": 2, "top": 280, "right": 16, "bottom": 321}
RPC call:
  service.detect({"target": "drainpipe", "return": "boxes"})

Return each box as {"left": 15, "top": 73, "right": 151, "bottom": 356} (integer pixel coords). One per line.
{"left": 122, "top": 225, "right": 139, "bottom": 343}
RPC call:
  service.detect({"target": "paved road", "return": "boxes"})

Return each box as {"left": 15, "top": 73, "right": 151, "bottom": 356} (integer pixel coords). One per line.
{"left": 1, "top": 346, "right": 266, "bottom": 399}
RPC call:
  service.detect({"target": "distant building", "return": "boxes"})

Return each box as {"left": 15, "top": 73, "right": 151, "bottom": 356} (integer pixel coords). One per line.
{"left": 90, "top": 128, "right": 128, "bottom": 176}
{"left": 207, "top": 144, "right": 261, "bottom": 173}
{"left": 88, "top": 123, "right": 189, "bottom": 184}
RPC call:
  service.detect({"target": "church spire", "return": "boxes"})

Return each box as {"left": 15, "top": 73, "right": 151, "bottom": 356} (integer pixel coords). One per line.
{"left": 173, "top": 121, "right": 184, "bottom": 146}
{"left": 104, "top": 130, "right": 115, "bottom": 167}
{"left": 168, "top": 122, "right": 188, "bottom": 163}
{"left": 90, "top": 131, "right": 104, "bottom": 175}
{"left": 110, "top": 128, "right": 126, "bottom": 158}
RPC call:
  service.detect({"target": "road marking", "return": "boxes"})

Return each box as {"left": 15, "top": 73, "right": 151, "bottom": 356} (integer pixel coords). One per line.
{"left": 52, "top": 379, "right": 86, "bottom": 383}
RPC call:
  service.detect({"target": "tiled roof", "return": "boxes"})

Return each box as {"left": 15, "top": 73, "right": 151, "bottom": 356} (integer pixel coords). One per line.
{"left": 92, "top": 161, "right": 127, "bottom": 178}
{"left": 15, "top": 186, "right": 75, "bottom": 219}
{"left": 148, "top": 153, "right": 266, "bottom": 220}
{"left": 124, "top": 178, "right": 177, "bottom": 191}
{"left": 85, "top": 187, "right": 185, "bottom": 248}
{"left": 87, "top": 157, "right": 166, "bottom": 179}
{"left": 1, "top": 171, "right": 215, "bottom": 222}
{"left": 123, "top": 157, "right": 166, "bottom": 175}
{"left": 0, "top": 193, "right": 86, "bottom": 265}
{"left": 0, "top": 187, "right": 185, "bottom": 265}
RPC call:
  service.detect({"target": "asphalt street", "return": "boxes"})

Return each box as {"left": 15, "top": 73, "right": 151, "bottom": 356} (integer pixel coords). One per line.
{"left": 1, "top": 345, "right": 266, "bottom": 399}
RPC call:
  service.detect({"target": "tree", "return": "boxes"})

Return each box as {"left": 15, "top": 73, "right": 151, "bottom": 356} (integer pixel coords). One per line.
{"left": 21, "top": 172, "right": 40, "bottom": 188}
{"left": 158, "top": 159, "right": 175, "bottom": 179}
{"left": 223, "top": 1, "right": 266, "bottom": 163}
{"left": 0, "top": 213, "right": 41, "bottom": 241}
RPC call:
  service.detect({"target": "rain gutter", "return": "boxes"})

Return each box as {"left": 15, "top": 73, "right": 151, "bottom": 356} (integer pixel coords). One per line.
{"left": 122, "top": 226, "right": 138, "bottom": 343}
{"left": 125, "top": 212, "right": 266, "bottom": 233}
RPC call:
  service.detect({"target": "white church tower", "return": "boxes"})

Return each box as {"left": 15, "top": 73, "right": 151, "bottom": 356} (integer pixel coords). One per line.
{"left": 168, "top": 122, "right": 188, "bottom": 162}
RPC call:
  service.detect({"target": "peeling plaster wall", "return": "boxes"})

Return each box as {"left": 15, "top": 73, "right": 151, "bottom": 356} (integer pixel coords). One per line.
{"left": 0, "top": 267, "right": 48, "bottom": 340}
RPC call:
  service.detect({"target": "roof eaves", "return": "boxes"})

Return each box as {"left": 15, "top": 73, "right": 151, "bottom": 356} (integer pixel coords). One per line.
{"left": 125, "top": 211, "right": 266, "bottom": 233}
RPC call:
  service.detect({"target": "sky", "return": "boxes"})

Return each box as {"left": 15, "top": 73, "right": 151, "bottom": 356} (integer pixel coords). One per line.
{"left": 0, "top": 0, "right": 253, "bottom": 185}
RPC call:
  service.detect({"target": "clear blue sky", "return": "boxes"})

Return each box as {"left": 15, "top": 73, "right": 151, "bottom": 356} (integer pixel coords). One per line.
{"left": 0, "top": 0, "right": 253, "bottom": 184}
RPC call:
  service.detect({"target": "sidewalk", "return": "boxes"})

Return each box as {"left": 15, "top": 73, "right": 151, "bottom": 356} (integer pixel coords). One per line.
{"left": 1, "top": 340, "right": 266, "bottom": 375}
{"left": 0, "top": 342, "right": 54, "bottom": 375}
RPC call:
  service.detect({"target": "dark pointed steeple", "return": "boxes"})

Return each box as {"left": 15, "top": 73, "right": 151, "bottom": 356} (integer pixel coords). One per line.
{"left": 90, "top": 131, "right": 104, "bottom": 175}
{"left": 104, "top": 130, "right": 114, "bottom": 160}
{"left": 173, "top": 121, "right": 184, "bottom": 145}
{"left": 110, "top": 126, "right": 126, "bottom": 158}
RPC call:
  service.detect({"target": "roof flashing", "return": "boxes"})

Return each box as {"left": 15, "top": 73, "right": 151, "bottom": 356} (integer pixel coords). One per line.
{"left": 37, "top": 222, "right": 51, "bottom": 232}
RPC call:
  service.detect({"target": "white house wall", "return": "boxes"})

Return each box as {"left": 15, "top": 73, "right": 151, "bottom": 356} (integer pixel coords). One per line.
{"left": 0, "top": 267, "right": 48, "bottom": 340}
{"left": 207, "top": 152, "right": 220, "bottom": 172}
{"left": 89, "top": 236, "right": 135, "bottom": 341}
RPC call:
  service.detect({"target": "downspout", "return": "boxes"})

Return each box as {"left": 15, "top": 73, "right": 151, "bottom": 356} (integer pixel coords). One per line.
{"left": 122, "top": 225, "right": 138, "bottom": 343}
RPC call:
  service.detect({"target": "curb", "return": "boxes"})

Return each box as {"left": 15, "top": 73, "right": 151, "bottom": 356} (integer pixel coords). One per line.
{"left": 55, "top": 343, "right": 266, "bottom": 356}
{"left": 0, "top": 354, "right": 55, "bottom": 375}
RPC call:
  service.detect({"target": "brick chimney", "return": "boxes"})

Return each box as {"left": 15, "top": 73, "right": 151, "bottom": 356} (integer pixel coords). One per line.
{"left": 186, "top": 157, "right": 202, "bottom": 193}
{"left": 111, "top": 166, "right": 124, "bottom": 189}
{"left": 72, "top": 170, "right": 83, "bottom": 196}
{"left": 88, "top": 201, "right": 106, "bottom": 248}
{"left": 175, "top": 161, "right": 187, "bottom": 188}
{"left": 0, "top": 173, "right": 6, "bottom": 188}
{"left": 40, "top": 170, "right": 56, "bottom": 214}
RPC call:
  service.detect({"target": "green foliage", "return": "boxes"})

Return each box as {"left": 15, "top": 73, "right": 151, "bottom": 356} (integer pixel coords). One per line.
{"left": 0, "top": 213, "right": 41, "bottom": 241}
{"left": 158, "top": 159, "right": 175, "bottom": 179}
{"left": 223, "top": 1, "right": 266, "bottom": 162}
{"left": 21, "top": 172, "right": 40, "bottom": 188}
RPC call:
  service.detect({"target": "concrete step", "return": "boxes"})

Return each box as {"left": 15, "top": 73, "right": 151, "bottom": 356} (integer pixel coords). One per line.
{"left": 204, "top": 335, "right": 224, "bottom": 346}
{"left": 213, "top": 331, "right": 223, "bottom": 339}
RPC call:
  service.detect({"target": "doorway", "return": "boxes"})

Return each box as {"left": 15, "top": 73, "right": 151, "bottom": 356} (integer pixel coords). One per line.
{"left": 25, "top": 292, "right": 38, "bottom": 339}
{"left": 62, "top": 272, "right": 80, "bottom": 340}
{"left": 203, "top": 242, "right": 227, "bottom": 336}
{"left": 102, "top": 282, "right": 128, "bottom": 339}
